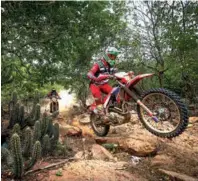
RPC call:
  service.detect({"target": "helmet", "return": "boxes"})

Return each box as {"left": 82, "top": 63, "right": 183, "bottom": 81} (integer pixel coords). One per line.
{"left": 104, "top": 47, "right": 121, "bottom": 66}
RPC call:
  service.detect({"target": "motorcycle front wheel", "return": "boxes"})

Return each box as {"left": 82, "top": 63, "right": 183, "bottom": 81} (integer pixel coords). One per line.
{"left": 90, "top": 112, "right": 110, "bottom": 137}
{"left": 137, "top": 88, "right": 188, "bottom": 138}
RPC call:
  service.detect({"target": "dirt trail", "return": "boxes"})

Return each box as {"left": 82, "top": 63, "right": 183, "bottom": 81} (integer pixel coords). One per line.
{"left": 22, "top": 107, "right": 198, "bottom": 181}
{"left": 2, "top": 98, "right": 198, "bottom": 181}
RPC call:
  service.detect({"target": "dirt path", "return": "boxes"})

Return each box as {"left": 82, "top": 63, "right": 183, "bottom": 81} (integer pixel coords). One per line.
{"left": 2, "top": 104, "right": 197, "bottom": 181}
{"left": 22, "top": 109, "right": 198, "bottom": 181}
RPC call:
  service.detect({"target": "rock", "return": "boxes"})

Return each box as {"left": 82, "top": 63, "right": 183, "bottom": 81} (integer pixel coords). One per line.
{"left": 95, "top": 137, "right": 157, "bottom": 157}
{"left": 159, "top": 169, "right": 198, "bottom": 181}
{"left": 189, "top": 117, "right": 198, "bottom": 124}
{"left": 47, "top": 160, "right": 147, "bottom": 181}
{"left": 77, "top": 114, "right": 90, "bottom": 124}
{"left": 91, "top": 144, "right": 115, "bottom": 161}
{"left": 74, "top": 151, "right": 91, "bottom": 160}
{"left": 151, "top": 154, "right": 175, "bottom": 167}
{"left": 59, "top": 125, "right": 82, "bottom": 137}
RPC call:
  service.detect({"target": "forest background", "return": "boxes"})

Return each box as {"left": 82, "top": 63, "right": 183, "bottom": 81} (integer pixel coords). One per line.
{"left": 1, "top": 1, "right": 198, "bottom": 107}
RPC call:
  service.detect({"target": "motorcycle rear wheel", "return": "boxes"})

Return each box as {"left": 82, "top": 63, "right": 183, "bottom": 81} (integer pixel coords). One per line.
{"left": 90, "top": 112, "right": 110, "bottom": 137}
{"left": 137, "top": 88, "right": 188, "bottom": 138}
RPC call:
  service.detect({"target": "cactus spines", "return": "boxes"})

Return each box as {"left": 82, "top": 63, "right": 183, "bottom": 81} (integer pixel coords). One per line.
{"left": 52, "top": 123, "right": 59, "bottom": 145}
{"left": 30, "top": 103, "right": 36, "bottom": 118}
{"left": 10, "top": 133, "right": 23, "bottom": 178}
{"left": 42, "top": 134, "right": 51, "bottom": 156}
{"left": 41, "top": 116, "right": 49, "bottom": 137}
{"left": 23, "top": 127, "right": 33, "bottom": 158}
{"left": 47, "top": 117, "right": 53, "bottom": 137}
{"left": 9, "top": 103, "right": 20, "bottom": 128}
{"left": 33, "top": 121, "right": 41, "bottom": 143}
{"left": 26, "top": 141, "right": 41, "bottom": 170}
{"left": 34, "top": 104, "right": 41, "bottom": 121}
{"left": 32, "top": 141, "right": 41, "bottom": 161}
{"left": 11, "top": 123, "right": 21, "bottom": 137}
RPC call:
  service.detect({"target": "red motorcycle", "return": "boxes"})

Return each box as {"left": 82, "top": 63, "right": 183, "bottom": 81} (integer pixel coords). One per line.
{"left": 90, "top": 72, "right": 188, "bottom": 138}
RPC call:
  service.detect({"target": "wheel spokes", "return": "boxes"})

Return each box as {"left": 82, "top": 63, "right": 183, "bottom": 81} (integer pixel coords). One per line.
{"left": 140, "top": 93, "right": 181, "bottom": 133}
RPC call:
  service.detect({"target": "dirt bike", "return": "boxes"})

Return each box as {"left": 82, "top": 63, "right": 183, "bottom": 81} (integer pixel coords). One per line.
{"left": 90, "top": 71, "right": 189, "bottom": 138}
{"left": 49, "top": 95, "right": 61, "bottom": 113}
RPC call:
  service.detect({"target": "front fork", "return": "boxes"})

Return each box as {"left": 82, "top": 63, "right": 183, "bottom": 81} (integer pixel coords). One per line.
{"left": 118, "top": 83, "right": 159, "bottom": 122}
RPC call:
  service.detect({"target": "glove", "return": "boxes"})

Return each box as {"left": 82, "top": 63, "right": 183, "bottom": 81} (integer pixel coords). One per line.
{"left": 96, "top": 74, "right": 112, "bottom": 81}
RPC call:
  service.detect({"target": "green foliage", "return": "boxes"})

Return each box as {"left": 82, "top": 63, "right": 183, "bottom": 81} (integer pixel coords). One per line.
{"left": 10, "top": 133, "right": 24, "bottom": 178}
{"left": 1, "top": 1, "right": 126, "bottom": 102}
{"left": 23, "top": 127, "right": 33, "bottom": 158}
{"left": 33, "top": 121, "right": 41, "bottom": 143}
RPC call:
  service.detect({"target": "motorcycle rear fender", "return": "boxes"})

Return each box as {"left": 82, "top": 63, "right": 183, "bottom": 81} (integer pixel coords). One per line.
{"left": 127, "top": 73, "right": 154, "bottom": 88}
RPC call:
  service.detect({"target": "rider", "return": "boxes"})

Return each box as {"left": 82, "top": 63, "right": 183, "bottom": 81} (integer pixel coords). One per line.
{"left": 87, "top": 47, "right": 121, "bottom": 115}
{"left": 46, "top": 88, "right": 61, "bottom": 113}
{"left": 47, "top": 88, "right": 61, "bottom": 99}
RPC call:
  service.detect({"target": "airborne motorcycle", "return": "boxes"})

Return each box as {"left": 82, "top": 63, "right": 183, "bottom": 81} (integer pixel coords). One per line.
{"left": 90, "top": 72, "right": 188, "bottom": 138}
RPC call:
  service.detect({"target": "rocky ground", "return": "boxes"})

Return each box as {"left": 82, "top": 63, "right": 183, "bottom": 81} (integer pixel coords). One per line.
{"left": 2, "top": 108, "right": 198, "bottom": 181}
{"left": 23, "top": 110, "right": 198, "bottom": 181}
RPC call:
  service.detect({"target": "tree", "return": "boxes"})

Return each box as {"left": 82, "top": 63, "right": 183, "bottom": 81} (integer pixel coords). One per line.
{"left": 1, "top": 1, "right": 127, "bottom": 101}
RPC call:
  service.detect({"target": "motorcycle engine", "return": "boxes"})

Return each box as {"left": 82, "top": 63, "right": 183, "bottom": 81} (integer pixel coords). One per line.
{"left": 108, "top": 112, "right": 131, "bottom": 125}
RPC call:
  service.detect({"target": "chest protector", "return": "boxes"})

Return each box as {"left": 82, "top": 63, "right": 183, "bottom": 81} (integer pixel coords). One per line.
{"left": 95, "top": 60, "right": 114, "bottom": 77}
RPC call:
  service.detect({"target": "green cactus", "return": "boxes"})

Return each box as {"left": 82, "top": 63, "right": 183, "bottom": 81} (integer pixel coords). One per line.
{"left": 42, "top": 134, "right": 51, "bottom": 156}
{"left": 11, "top": 91, "right": 18, "bottom": 107}
{"left": 41, "top": 116, "right": 49, "bottom": 137}
{"left": 51, "top": 123, "right": 60, "bottom": 148}
{"left": 9, "top": 109, "right": 15, "bottom": 128}
{"left": 1, "top": 147, "right": 14, "bottom": 166}
{"left": 23, "top": 127, "right": 33, "bottom": 158}
{"left": 10, "top": 133, "right": 23, "bottom": 178}
{"left": 30, "top": 92, "right": 40, "bottom": 118}
{"left": 47, "top": 117, "right": 54, "bottom": 137}
{"left": 11, "top": 123, "right": 21, "bottom": 137}
{"left": 19, "top": 105, "right": 25, "bottom": 126}
{"left": 15, "top": 102, "right": 20, "bottom": 123}
{"left": 33, "top": 121, "right": 41, "bottom": 143}
{"left": 9, "top": 102, "right": 20, "bottom": 128}
{"left": 61, "top": 145, "right": 68, "bottom": 157}
{"left": 30, "top": 103, "right": 36, "bottom": 118}
{"left": 33, "top": 91, "right": 40, "bottom": 105}
{"left": 26, "top": 141, "right": 41, "bottom": 170}
{"left": 51, "top": 111, "right": 59, "bottom": 118}
{"left": 34, "top": 104, "right": 41, "bottom": 121}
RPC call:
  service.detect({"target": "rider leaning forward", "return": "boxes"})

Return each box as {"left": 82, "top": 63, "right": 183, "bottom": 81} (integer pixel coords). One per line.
{"left": 87, "top": 47, "right": 121, "bottom": 115}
